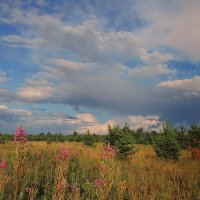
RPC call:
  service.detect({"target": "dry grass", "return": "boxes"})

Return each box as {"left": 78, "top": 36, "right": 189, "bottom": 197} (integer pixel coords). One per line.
{"left": 0, "top": 142, "right": 199, "bottom": 200}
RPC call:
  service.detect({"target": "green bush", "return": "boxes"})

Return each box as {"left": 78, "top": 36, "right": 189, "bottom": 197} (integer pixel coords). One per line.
{"left": 176, "top": 126, "right": 190, "bottom": 149}
{"left": 116, "top": 133, "right": 135, "bottom": 158}
{"left": 153, "top": 123, "right": 180, "bottom": 160}
{"left": 189, "top": 124, "right": 200, "bottom": 148}
{"left": 46, "top": 137, "right": 52, "bottom": 144}
{"left": 107, "top": 124, "right": 136, "bottom": 158}
{"left": 84, "top": 131, "right": 95, "bottom": 146}
{"left": 0, "top": 138, "right": 5, "bottom": 144}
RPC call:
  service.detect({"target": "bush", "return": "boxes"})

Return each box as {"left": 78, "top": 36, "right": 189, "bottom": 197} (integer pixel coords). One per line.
{"left": 153, "top": 123, "right": 180, "bottom": 160}
{"left": 0, "top": 134, "right": 7, "bottom": 144}
{"left": 106, "top": 125, "right": 122, "bottom": 146}
{"left": 116, "top": 133, "right": 135, "bottom": 158}
{"left": 107, "top": 124, "right": 136, "bottom": 158}
{"left": 84, "top": 131, "right": 95, "bottom": 147}
{"left": 176, "top": 126, "right": 190, "bottom": 149}
{"left": 189, "top": 124, "right": 200, "bottom": 148}
{"left": 46, "top": 137, "right": 52, "bottom": 144}
{"left": 0, "top": 138, "right": 5, "bottom": 144}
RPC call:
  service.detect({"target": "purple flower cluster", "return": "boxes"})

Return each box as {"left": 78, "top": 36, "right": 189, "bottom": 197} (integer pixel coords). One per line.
{"left": 26, "top": 187, "right": 33, "bottom": 193}
{"left": 100, "top": 144, "right": 116, "bottom": 158}
{"left": 104, "top": 144, "right": 116, "bottom": 155}
{"left": 0, "top": 159, "right": 8, "bottom": 170}
{"left": 14, "top": 127, "right": 27, "bottom": 143}
{"left": 56, "top": 148, "right": 73, "bottom": 161}
{"left": 94, "top": 178, "right": 105, "bottom": 187}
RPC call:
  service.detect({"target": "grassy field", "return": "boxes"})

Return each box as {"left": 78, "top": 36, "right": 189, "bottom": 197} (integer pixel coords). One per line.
{"left": 0, "top": 142, "right": 199, "bottom": 200}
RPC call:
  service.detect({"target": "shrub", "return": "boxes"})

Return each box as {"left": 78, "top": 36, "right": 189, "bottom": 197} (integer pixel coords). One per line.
{"left": 153, "top": 123, "right": 180, "bottom": 160}
{"left": 176, "top": 126, "right": 190, "bottom": 149}
{"left": 84, "top": 131, "right": 95, "bottom": 146}
{"left": 106, "top": 125, "right": 122, "bottom": 146}
{"left": 189, "top": 124, "right": 200, "bottom": 148}
{"left": 0, "top": 137, "right": 5, "bottom": 144}
{"left": 46, "top": 137, "right": 52, "bottom": 144}
{"left": 190, "top": 147, "right": 200, "bottom": 159}
{"left": 116, "top": 133, "right": 135, "bottom": 158}
{"left": 107, "top": 124, "right": 136, "bottom": 158}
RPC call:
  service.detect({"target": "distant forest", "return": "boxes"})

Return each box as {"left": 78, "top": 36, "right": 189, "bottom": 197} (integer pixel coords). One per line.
{"left": 0, "top": 124, "right": 200, "bottom": 149}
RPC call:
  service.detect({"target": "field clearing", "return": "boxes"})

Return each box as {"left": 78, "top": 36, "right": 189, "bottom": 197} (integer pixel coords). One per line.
{"left": 0, "top": 142, "right": 200, "bottom": 200}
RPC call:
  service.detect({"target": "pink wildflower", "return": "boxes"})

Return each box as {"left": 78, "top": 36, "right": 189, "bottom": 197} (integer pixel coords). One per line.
{"left": 0, "top": 160, "right": 8, "bottom": 170}
{"left": 100, "top": 144, "right": 116, "bottom": 158}
{"left": 190, "top": 147, "right": 200, "bottom": 159}
{"left": 104, "top": 144, "right": 116, "bottom": 156}
{"left": 56, "top": 182, "right": 65, "bottom": 193}
{"left": 14, "top": 127, "right": 27, "bottom": 143}
{"left": 56, "top": 148, "right": 73, "bottom": 161}
{"left": 26, "top": 187, "right": 33, "bottom": 193}
{"left": 94, "top": 178, "right": 105, "bottom": 187}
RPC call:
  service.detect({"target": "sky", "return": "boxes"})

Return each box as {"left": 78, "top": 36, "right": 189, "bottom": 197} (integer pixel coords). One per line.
{"left": 0, "top": 0, "right": 200, "bottom": 134}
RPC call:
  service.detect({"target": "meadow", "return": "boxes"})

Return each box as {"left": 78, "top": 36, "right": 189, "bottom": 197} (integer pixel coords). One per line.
{"left": 0, "top": 141, "right": 199, "bottom": 200}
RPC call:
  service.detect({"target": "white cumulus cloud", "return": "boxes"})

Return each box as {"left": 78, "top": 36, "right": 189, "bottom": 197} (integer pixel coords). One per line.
{"left": 159, "top": 76, "right": 200, "bottom": 97}
{"left": 78, "top": 115, "right": 163, "bottom": 134}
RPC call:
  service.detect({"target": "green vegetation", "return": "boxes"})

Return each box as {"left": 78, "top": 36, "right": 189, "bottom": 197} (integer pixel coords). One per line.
{"left": 0, "top": 123, "right": 200, "bottom": 151}
{"left": 107, "top": 123, "right": 136, "bottom": 158}
{"left": 83, "top": 130, "right": 96, "bottom": 146}
{"left": 153, "top": 123, "right": 180, "bottom": 160}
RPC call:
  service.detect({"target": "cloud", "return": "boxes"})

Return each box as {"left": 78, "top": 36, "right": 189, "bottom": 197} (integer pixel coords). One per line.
{"left": 76, "top": 113, "right": 97, "bottom": 124}
{"left": 0, "top": 71, "right": 7, "bottom": 83}
{"left": 0, "top": 6, "right": 174, "bottom": 66}
{"left": 14, "top": 50, "right": 174, "bottom": 108}
{"left": 128, "top": 64, "right": 174, "bottom": 78}
{"left": 135, "top": 0, "right": 200, "bottom": 61}
{"left": 0, "top": 104, "right": 89, "bottom": 132}
{"left": 6, "top": 56, "right": 196, "bottom": 127}
{"left": 50, "top": 59, "right": 90, "bottom": 71}
{"left": 128, "top": 51, "right": 175, "bottom": 77}
{"left": 0, "top": 104, "right": 162, "bottom": 134}
{"left": 18, "top": 85, "right": 55, "bottom": 102}
{"left": 159, "top": 76, "right": 200, "bottom": 97}
{"left": 0, "top": 89, "right": 16, "bottom": 102}
{"left": 78, "top": 121, "right": 110, "bottom": 135}
{"left": 0, "top": 0, "right": 199, "bottom": 129}
{"left": 78, "top": 115, "right": 163, "bottom": 134}
{"left": 0, "top": 105, "right": 8, "bottom": 110}
{"left": 125, "top": 115, "right": 163, "bottom": 131}
{"left": 1, "top": 0, "right": 200, "bottom": 62}
{"left": 0, "top": 10, "right": 143, "bottom": 63}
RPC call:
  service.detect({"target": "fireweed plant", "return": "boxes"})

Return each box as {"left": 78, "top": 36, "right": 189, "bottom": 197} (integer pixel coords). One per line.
{"left": 190, "top": 147, "right": 200, "bottom": 159}
{"left": 13, "top": 127, "right": 30, "bottom": 200}
{"left": 0, "top": 156, "right": 8, "bottom": 193}
{"left": 0, "top": 157, "right": 8, "bottom": 170}
{"left": 53, "top": 147, "right": 74, "bottom": 200}
{"left": 94, "top": 144, "right": 123, "bottom": 199}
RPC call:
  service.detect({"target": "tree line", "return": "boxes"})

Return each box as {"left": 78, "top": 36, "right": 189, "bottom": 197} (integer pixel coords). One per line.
{"left": 0, "top": 123, "right": 200, "bottom": 160}
{"left": 0, "top": 124, "right": 199, "bottom": 148}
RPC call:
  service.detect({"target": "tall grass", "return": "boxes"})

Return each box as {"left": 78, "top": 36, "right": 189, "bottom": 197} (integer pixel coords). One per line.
{"left": 0, "top": 142, "right": 199, "bottom": 200}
